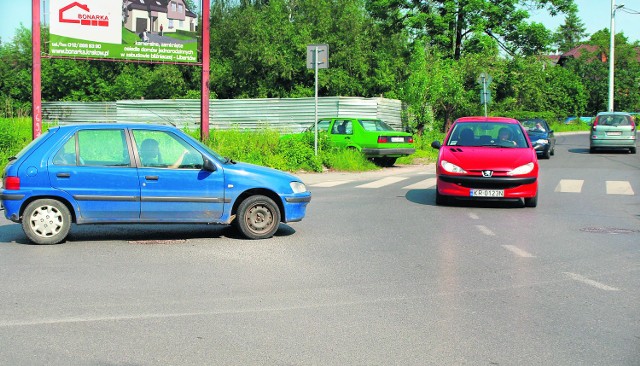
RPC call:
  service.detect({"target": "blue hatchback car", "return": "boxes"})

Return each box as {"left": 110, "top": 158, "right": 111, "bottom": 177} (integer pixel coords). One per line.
{"left": 1, "top": 124, "right": 312, "bottom": 244}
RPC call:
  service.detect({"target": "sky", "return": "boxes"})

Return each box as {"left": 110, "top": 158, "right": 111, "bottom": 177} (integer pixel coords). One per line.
{"left": 1, "top": 0, "right": 638, "bottom": 46}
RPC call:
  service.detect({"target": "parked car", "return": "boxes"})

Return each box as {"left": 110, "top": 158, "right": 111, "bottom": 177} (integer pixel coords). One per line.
{"left": 520, "top": 118, "right": 555, "bottom": 159}
{"left": 431, "top": 116, "right": 539, "bottom": 207}
{"left": 589, "top": 112, "right": 637, "bottom": 154}
{"left": 1, "top": 124, "right": 312, "bottom": 244}
{"left": 309, "top": 117, "right": 415, "bottom": 166}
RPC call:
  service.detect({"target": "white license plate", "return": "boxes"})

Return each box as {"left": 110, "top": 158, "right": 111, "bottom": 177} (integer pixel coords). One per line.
{"left": 606, "top": 131, "right": 622, "bottom": 136}
{"left": 471, "top": 189, "right": 504, "bottom": 197}
{"left": 391, "top": 137, "right": 405, "bottom": 142}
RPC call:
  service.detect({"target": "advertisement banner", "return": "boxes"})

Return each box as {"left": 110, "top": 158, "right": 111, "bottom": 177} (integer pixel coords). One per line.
{"left": 49, "top": 0, "right": 199, "bottom": 63}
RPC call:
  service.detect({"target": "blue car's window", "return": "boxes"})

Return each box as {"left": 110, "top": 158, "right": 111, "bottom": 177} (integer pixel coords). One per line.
{"left": 133, "top": 130, "right": 203, "bottom": 169}
{"left": 77, "top": 129, "right": 131, "bottom": 167}
{"left": 53, "top": 137, "right": 78, "bottom": 166}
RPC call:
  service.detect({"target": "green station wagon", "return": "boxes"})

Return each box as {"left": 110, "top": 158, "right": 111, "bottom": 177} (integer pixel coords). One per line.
{"left": 311, "top": 117, "right": 415, "bottom": 166}
{"left": 589, "top": 112, "right": 637, "bottom": 154}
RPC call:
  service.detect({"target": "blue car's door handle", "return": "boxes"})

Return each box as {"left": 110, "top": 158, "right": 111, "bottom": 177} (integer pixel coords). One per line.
{"left": 56, "top": 173, "right": 71, "bottom": 178}
{"left": 145, "top": 176, "right": 159, "bottom": 181}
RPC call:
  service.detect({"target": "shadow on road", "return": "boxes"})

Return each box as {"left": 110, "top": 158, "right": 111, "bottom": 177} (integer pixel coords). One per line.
{"left": 405, "top": 189, "right": 525, "bottom": 209}
{"left": 1, "top": 222, "right": 295, "bottom": 245}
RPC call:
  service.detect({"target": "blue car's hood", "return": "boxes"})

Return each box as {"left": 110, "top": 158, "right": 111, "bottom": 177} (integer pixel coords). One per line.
{"left": 218, "top": 162, "right": 302, "bottom": 192}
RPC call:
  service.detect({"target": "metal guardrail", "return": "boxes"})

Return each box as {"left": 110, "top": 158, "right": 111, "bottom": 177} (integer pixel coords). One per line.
{"left": 42, "top": 97, "right": 404, "bottom": 132}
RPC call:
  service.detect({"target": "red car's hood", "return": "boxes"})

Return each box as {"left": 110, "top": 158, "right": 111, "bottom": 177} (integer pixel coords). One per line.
{"left": 440, "top": 146, "right": 536, "bottom": 171}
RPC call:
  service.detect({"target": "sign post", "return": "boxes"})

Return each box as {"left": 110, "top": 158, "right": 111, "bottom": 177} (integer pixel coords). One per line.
{"left": 477, "top": 72, "right": 492, "bottom": 117}
{"left": 307, "top": 44, "right": 328, "bottom": 155}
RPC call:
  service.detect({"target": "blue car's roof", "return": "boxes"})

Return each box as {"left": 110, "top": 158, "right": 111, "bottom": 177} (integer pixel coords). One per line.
{"left": 52, "top": 123, "right": 179, "bottom": 131}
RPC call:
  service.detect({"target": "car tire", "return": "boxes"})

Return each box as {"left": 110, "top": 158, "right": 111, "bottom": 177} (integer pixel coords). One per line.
{"left": 524, "top": 193, "right": 538, "bottom": 208}
{"left": 234, "top": 195, "right": 281, "bottom": 239}
{"left": 22, "top": 199, "right": 72, "bottom": 245}
{"left": 374, "top": 157, "right": 397, "bottom": 167}
{"left": 589, "top": 147, "right": 596, "bottom": 154}
{"left": 542, "top": 148, "right": 551, "bottom": 159}
{"left": 630, "top": 147, "right": 636, "bottom": 154}
{"left": 550, "top": 146, "right": 555, "bottom": 156}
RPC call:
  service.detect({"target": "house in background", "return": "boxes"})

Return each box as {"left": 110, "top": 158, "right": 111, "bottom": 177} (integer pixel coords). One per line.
{"left": 123, "top": 0, "right": 197, "bottom": 35}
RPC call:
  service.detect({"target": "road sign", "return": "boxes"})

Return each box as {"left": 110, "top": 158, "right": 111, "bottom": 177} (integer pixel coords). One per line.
{"left": 307, "top": 44, "right": 329, "bottom": 69}
{"left": 477, "top": 72, "right": 492, "bottom": 85}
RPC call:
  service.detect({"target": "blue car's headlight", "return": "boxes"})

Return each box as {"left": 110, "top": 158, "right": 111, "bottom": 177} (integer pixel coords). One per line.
{"left": 290, "top": 181, "right": 307, "bottom": 193}
{"left": 535, "top": 139, "right": 549, "bottom": 144}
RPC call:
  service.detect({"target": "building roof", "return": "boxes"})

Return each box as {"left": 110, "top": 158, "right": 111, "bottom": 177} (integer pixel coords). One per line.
{"left": 126, "top": 0, "right": 197, "bottom": 18}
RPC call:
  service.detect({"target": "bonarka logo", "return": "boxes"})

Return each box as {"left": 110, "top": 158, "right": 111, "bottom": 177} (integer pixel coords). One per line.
{"left": 59, "top": 2, "right": 109, "bottom": 27}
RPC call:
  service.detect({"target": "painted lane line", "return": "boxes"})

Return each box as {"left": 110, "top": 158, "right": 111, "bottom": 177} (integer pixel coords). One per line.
{"left": 555, "top": 179, "right": 584, "bottom": 193}
{"left": 475, "top": 225, "right": 495, "bottom": 236}
{"left": 356, "top": 176, "right": 408, "bottom": 188}
{"left": 310, "top": 180, "right": 354, "bottom": 188}
{"left": 502, "top": 245, "right": 536, "bottom": 258}
{"left": 606, "top": 181, "right": 634, "bottom": 195}
{"left": 468, "top": 212, "right": 480, "bottom": 220}
{"left": 563, "top": 272, "right": 620, "bottom": 291}
{"left": 402, "top": 178, "right": 436, "bottom": 190}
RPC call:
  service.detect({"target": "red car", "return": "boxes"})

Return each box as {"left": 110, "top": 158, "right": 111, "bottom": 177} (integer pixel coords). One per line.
{"left": 431, "top": 116, "right": 539, "bottom": 207}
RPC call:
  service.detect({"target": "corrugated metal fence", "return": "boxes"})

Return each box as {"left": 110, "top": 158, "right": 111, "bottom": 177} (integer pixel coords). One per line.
{"left": 42, "top": 97, "right": 404, "bottom": 132}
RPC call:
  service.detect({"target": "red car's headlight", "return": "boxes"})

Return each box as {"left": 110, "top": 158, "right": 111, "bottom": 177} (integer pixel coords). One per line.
{"left": 507, "top": 163, "right": 534, "bottom": 176}
{"left": 441, "top": 160, "right": 467, "bottom": 174}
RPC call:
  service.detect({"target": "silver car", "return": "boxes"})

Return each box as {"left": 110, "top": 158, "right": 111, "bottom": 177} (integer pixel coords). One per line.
{"left": 589, "top": 112, "right": 637, "bottom": 154}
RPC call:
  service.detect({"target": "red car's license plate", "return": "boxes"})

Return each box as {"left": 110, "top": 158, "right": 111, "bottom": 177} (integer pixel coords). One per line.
{"left": 471, "top": 189, "right": 504, "bottom": 197}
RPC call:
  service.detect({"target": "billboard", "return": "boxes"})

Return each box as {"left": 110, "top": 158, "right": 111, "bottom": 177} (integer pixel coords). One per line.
{"left": 49, "top": 0, "right": 199, "bottom": 63}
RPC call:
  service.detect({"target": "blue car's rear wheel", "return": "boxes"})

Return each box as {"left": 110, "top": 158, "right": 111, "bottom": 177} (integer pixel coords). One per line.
{"left": 22, "top": 199, "right": 71, "bottom": 245}
{"left": 234, "top": 195, "right": 281, "bottom": 239}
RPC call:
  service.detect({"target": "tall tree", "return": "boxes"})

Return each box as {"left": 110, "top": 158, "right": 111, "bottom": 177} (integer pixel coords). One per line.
{"left": 553, "top": 6, "right": 588, "bottom": 52}
{"left": 366, "top": 0, "right": 574, "bottom": 59}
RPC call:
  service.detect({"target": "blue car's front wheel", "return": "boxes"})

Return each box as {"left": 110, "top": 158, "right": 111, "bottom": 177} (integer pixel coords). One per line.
{"left": 234, "top": 195, "right": 281, "bottom": 240}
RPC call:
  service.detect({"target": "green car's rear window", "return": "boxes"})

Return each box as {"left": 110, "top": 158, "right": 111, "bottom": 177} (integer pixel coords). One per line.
{"left": 359, "top": 119, "right": 394, "bottom": 132}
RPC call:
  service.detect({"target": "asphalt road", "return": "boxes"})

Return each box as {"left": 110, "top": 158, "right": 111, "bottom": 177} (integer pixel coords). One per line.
{"left": 0, "top": 132, "right": 638, "bottom": 365}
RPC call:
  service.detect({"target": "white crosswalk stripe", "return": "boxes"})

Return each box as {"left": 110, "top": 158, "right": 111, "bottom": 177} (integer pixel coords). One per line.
{"left": 402, "top": 178, "right": 437, "bottom": 190}
{"left": 310, "top": 180, "right": 354, "bottom": 188}
{"left": 555, "top": 179, "right": 584, "bottom": 193}
{"left": 356, "top": 176, "right": 408, "bottom": 188}
{"left": 606, "top": 181, "right": 634, "bottom": 195}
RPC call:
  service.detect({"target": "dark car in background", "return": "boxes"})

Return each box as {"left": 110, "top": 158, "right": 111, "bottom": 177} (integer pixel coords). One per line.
{"left": 520, "top": 118, "right": 555, "bottom": 159}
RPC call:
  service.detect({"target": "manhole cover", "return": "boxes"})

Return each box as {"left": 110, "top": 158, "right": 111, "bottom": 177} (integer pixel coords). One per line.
{"left": 580, "top": 227, "right": 639, "bottom": 235}
{"left": 129, "top": 239, "right": 188, "bottom": 244}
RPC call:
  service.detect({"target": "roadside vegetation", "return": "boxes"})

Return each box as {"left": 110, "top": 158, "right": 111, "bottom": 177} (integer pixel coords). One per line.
{"left": 1, "top": 117, "right": 590, "bottom": 173}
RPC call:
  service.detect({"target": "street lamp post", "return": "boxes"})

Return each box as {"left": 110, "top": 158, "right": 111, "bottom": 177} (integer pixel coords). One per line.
{"left": 608, "top": 0, "right": 624, "bottom": 112}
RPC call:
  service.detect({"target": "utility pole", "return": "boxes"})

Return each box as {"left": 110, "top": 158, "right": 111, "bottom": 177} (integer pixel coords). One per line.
{"left": 608, "top": 0, "right": 624, "bottom": 112}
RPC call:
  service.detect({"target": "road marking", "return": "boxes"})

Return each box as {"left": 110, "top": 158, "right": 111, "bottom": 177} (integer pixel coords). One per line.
{"left": 468, "top": 212, "right": 480, "bottom": 220}
{"left": 402, "top": 178, "right": 436, "bottom": 190}
{"left": 502, "top": 245, "right": 536, "bottom": 258}
{"left": 310, "top": 180, "right": 353, "bottom": 187}
{"left": 475, "top": 225, "right": 495, "bottom": 236}
{"left": 555, "top": 179, "right": 584, "bottom": 193}
{"left": 356, "top": 176, "right": 408, "bottom": 188}
{"left": 563, "top": 272, "right": 620, "bottom": 291}
{"left": 606, "top": 181, "right": 634, "bottom": 195}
